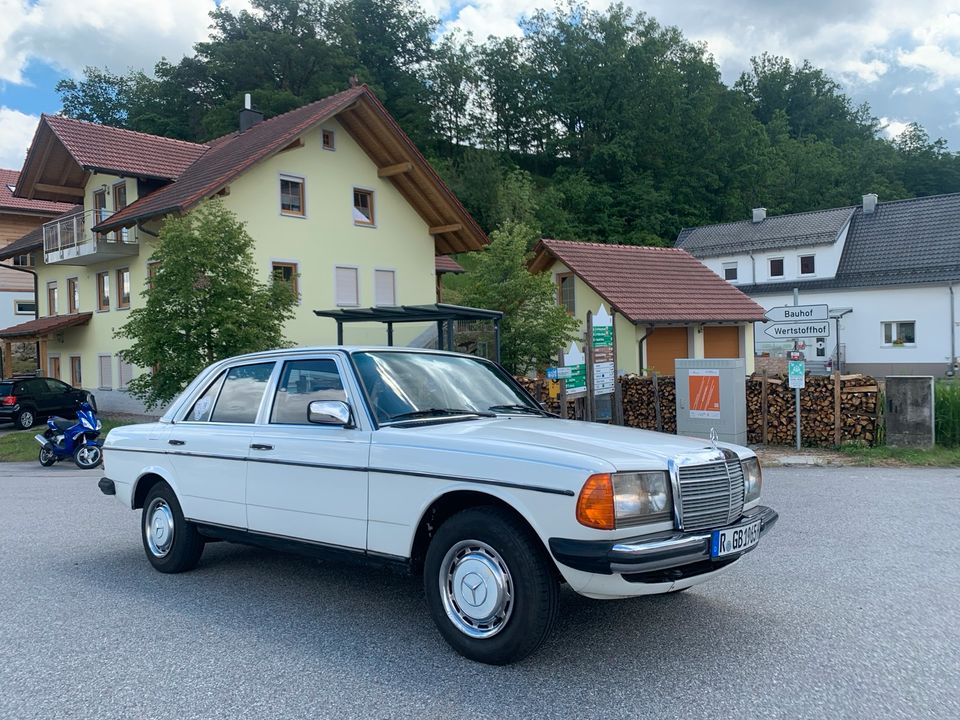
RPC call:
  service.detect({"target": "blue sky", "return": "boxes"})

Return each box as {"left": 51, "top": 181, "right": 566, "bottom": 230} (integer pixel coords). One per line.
{"left": 3, "top": 0, "right": 960, "bottom": 169}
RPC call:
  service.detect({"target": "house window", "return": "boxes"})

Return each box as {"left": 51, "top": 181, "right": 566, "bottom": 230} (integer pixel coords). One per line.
{"left": 722, "top": 262, "right": 738, "bottom": 281}
{"left": 70, "top": 356, "right": 82, "bottom": 386}
{"left": 117, "top": 267, "right": 131, "bottom": 309}
{"left": 883, "top": 321, "right": 916, "bottom": 346}
{"left": 280, "top": 176, "right": 304, "bottom": 216}
{"left": 374, "top": 269, "right": 396, "bottom": 306}
{"left": 322, "top": 129, "right": 335, "bottom": 150}
{"left": 769, "top": 258, "right": 784, "bottom": 278}
{"left": 113, "top": 182, "right": 127, "bottom": 210}
{"left": 14, "top": 300, "right": 35, "bottom": 315}
{"left": 557, "top": 273, "right": 575, "bottom": 315}
{"left": 96, "top": 271, "right": 110, "bottom": 311}
{"left": 147, "top": 261, "right": 160, "bottom": 289}
{"left": 46, "top": 282, "right": 58, "bottom": 316}
{"left": 48, "top": 355, "right": 61, "bottom": 380}
{"left": 118, "top": 358, "right": 134, "bottom": 389}
{"left": 93, "top": 188, "right": 108, "bottom": 223}
{"left": 353, "top": 188, "right": 374, "bottom": 225}
{"left": 12, "top": 254, "right": 32, "bottom": 267}
{"left": 67, "top": 277, "right": 79, "bottom": 314}
{"left": 335, "top": 266, "right": 359, "bottom": 306}
{"left": 272, "top": 261, "right": 299, "bottom": 299}
{"left": 799, "top": 255, "right": 815, "bottom": 275}
{"left": 98, "top": 355, "right": 113, "bottom": 390}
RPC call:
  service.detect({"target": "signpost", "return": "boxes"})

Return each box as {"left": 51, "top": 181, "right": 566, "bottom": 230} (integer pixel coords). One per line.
{"left": 764, "top": 304, "right": 829, "bottom": 322}
{"left": 763, "top": 321, "right": 831, "bottom": 340}
{"left": 562, "top": 341, "right": 586, "bottom": 396}
{"left": 591, "top": 305, "right": 615, "bottom": 396}
{"left": 788, "top": 359, "right": 805, "bottom": 389}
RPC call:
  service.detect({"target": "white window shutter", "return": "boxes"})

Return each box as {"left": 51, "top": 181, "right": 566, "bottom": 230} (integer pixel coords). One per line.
{"left": 374, "top": 270, "right": 396, "bottom": 306}
{"left": 118, "top": 360, "right": 134, "bottom": 388}
{"left": 335, "top": 267, "right": 358, "bottom": 306}
{"left": 99, "top": 356, "right": 113, "bottom": 390}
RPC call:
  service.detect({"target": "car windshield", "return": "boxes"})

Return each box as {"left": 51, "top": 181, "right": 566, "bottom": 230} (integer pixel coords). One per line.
{"left": 352, "top": 351, "right": 540, "bottom": 425}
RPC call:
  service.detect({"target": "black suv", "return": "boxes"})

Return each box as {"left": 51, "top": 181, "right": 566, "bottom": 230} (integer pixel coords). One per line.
{"left": 0, "top": 377, "right": 96, "bottom": 430}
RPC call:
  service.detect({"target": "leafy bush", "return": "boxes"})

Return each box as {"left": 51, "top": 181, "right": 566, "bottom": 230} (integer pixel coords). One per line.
{"left": 936, "top": 380, "right": 960, "bottom": 447}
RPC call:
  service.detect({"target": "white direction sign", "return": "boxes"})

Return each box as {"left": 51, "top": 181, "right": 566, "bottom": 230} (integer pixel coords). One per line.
{"left": 763, "top": 321, "right": 832, "bottom": 339}
{"left": 764, "top": 304, "right": 829, "bottom": 322}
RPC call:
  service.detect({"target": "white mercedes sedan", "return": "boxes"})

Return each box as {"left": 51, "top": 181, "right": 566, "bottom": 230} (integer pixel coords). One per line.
{"left": 99, "top": 347, "right": 777, "bottom": 664}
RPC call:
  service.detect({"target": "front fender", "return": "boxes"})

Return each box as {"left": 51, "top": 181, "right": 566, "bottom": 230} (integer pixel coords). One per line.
{"left": 127, "top": 464, "right": 181, "bottom": 510}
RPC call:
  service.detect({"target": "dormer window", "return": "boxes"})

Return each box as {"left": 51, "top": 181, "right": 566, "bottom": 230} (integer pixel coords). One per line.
{"left": 722, "top": 262, "right": 738, "bottom": 281}
{"left": 799, "top": 255, "right": 815, "bottom": 275}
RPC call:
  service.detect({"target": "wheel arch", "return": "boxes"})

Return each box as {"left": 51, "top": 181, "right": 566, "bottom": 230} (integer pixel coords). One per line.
{"left": 408, "top": 489, "right": 555, "bottom": 578}
{"left": 131, "top": 468, "right": 178, "bottom": 510}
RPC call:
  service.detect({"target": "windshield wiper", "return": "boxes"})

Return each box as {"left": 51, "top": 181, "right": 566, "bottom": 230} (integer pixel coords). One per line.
{"left": 386, "top": 407, "right": 496, "bottom": 422}
{"left": 488, "top": 404, "right": 547, "bottom": 416}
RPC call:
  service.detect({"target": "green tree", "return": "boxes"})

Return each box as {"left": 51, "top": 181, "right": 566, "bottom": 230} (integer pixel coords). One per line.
{"left": 456, "top": 221, "right": 580, "bottom": 375}
{"left": 115, "top": 200, "right": 297, "bottom": 409}
{"left": 55, "top": 67, "right": 131, "bottom": 126}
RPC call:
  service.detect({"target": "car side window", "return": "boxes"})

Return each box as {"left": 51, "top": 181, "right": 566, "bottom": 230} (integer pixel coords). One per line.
{"left": 45, "top": 379, "right": 70, "bottom": 393}
{"left": 270, "top": 359, "right": 346, "bottom": 425}
{"left": 187, "top": 370, "right": 226, "bottom": 422}
{"left": 209, "top": 362, "right": 275, "bottom": 424}
{"left": 26, "top": 379, "right": 46, "bottom": 394}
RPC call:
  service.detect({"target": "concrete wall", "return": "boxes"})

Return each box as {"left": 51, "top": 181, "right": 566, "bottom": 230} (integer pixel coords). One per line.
{"left": 884, "top": 376, "right": 935, "bottom": 447}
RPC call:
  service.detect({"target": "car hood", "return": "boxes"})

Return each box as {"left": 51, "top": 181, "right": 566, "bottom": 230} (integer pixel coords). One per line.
{"left": 376, "top": 416, "right": 744, "bottom": 472}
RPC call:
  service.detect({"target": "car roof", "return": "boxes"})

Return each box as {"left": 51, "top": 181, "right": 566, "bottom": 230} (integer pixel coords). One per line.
{"left": 221, "top": 346, "right": 480, "bottom": 363}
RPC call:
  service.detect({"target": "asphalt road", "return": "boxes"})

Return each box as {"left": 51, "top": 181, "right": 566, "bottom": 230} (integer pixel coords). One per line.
{"left": 0, "top": 462, "right": 957, "bottom": 720}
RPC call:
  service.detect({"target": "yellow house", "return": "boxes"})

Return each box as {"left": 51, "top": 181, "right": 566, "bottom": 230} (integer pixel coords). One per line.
{"left": 529, "top": 239, "right": 765, "bottom": 376}
{"left": 0, "top": 86, "right": 486, "bottom": 412}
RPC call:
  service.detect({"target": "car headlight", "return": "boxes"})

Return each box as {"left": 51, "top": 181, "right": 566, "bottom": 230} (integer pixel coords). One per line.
{"left": 577, "top": 471, "right": 672, "bottom": 529}
{"left": 742, "top": 457, "right": 762, "bottom": 503}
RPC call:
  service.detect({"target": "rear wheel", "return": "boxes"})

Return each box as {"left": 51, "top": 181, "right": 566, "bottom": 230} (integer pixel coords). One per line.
{"left": 14, "top": 409, "right": 35, "bottom": 430}
{"left": 38, "top": 446, "right": 56, "bottom": 467}
{"left": 423, "top": 507, "right": 559, "bottom": 665}
{"left": 141, "top": 481, "right": 204, "bottom": 573}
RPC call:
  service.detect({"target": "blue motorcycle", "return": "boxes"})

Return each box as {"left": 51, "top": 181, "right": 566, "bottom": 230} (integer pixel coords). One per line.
{"left": 35, "top": 402, "right": 104, "bottom": 469}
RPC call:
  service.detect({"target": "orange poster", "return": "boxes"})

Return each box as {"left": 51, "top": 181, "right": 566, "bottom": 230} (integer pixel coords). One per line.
{"left": 689, "top": 369, "right": 721, "bottom": 419}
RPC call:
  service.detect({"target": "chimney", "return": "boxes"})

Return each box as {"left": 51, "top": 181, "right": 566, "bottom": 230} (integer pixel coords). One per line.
{"left": 752, "top": 207, "right": 767, "bottom": 223}
{"left": 862, "top": 193, "right": 878, "bottom": 214}
{"left": 239, "top": 93, "right": 264, "bottom": 133}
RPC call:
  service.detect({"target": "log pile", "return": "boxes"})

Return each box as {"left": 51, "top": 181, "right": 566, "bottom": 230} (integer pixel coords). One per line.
{"left": 746, "top": 373, "right": 879, "bottom": 446}
{"left": 618, "top": 375, "right": 677, "bottom": 433}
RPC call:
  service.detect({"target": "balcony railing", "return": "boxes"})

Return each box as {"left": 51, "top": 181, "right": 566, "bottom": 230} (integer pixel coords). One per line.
{"left": 43, "top": 210, "right": 139, "bottom": 266}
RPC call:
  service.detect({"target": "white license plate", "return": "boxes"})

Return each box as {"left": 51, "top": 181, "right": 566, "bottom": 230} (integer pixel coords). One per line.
{"left": 711, "top": 519, "right": 762, "bottom": 558}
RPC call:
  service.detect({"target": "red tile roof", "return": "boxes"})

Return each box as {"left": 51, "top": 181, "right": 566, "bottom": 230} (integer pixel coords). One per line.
{"left": 41, "top": 115, "right": 208, "bottom": 180}
{"left": 0, "top": 312, "right": 93, "bottom": 339}
{"left": 533, "top": 239, "right": 766, "bottom": 323}
{"left": 96, "top": 87, "right": 368, "bottom": 231}
{"left": 0, "top": 169, "right": 75, "bottom": 215}
{"left": 435, "top": 255, "right": 465, "bottom": 273}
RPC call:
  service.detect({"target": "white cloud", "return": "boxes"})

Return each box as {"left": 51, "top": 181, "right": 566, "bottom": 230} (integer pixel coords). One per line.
{"left": 897, "top": 43, "right": 960, "bottom": 89}
{"left": 0, "top": 0, "right": 220, "bottom": 84}
{"left": 879, "top": 117, "right": 910, "bottom": 139}
{"left": 0, "top": 106, "right": 39, "bottom": 169}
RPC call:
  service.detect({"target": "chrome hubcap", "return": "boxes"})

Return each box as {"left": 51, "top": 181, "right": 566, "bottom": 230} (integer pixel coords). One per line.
{"left": 439, "top": 540, "right": 513, "bottom": 638}
{"left": 21, "top": 412, "right": 32, "bottom": 427}
{"left": 145, "top": 499, "right": 175, "bottom": 558}
{"left": 76, "top": 446, "right": 101, "bottom": 466}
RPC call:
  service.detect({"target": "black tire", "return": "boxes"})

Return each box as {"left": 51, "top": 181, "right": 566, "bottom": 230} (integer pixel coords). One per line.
{"left": 73, "top": 443, "right": 102, "bottom": 469}
{"left": 423, "top": 506, "right": 560, "bottom": 665}
{"left": 141, "top": 481, "right": 204, "bottom": 573}
{"left": 14, "top": 408, "right": 35, "bottom": 430}
{"left": 38, "top": 446, "right": 56, "bottom": 467}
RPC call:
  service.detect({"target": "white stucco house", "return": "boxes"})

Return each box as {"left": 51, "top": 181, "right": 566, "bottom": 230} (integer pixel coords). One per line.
{"left": 676, "top": 193, "right": 960, "bottom": 377}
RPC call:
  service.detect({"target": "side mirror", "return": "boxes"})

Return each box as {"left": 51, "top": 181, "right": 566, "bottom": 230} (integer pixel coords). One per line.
{"left": 308, "top": 400, "right": 353, "bottom": 427}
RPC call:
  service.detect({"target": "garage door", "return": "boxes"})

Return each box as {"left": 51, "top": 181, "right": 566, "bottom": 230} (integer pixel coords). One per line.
{"left": 645, "top": 327, "right": 689, "bottom": 375}
{"left": 704, "top": 326, "right": 740, "bottom": 358}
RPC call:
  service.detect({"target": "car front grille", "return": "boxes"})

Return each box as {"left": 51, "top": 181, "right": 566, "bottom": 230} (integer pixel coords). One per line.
{"left": 677, "top": 458, "right": 745, "bottom": 531}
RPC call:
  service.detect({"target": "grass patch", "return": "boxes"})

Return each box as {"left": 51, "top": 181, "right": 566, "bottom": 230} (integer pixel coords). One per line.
{"left": 936, "top": 379, "right": 960, "bottom": 447}
{"left": 0, "top": 417, "right": 140, "bottom": 463}
{"left": 839, "top": 443, "right": 960, "bottom": 467}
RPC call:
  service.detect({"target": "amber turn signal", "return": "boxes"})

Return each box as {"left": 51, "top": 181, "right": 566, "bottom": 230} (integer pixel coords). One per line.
{"left": 576, "top": 473, "right": 615, "bottom": 529}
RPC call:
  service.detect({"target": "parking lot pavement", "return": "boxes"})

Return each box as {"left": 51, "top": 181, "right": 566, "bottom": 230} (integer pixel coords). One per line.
{"left": 0, "top": 463, "right": 958, "bottom": 720}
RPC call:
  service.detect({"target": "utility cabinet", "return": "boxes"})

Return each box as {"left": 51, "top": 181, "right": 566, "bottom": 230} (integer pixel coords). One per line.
{"left": 675, "top": 358, "right": 747, "bottom": 445}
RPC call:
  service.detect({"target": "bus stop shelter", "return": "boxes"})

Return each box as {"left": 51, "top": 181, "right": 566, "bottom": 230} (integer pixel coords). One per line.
{"left": 314, "top": 303, "right": 503, "bottom": 362}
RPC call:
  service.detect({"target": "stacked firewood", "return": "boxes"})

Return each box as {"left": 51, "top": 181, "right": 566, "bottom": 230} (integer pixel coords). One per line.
{"left": 746, "top": 373, "right": 879, "bottom": 445}
{"left": 618, "top": 375, "right": 677, "bottom": 433}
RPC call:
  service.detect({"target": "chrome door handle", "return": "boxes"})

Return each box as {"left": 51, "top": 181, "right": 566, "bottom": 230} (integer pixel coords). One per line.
{"left": 168, "top": 439, "right": 185, "bottom": 446}
{"left": 250, "top": 443, "right": 273, "bottom": 451}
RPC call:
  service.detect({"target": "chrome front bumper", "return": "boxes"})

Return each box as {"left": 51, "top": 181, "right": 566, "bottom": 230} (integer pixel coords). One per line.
{"left": 549, "top": 505, "right": 778, "bottom": 576}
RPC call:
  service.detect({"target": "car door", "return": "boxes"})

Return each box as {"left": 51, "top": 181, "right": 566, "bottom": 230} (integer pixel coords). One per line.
{"left": 42, "top": 378, "right": 77, "bottom": 416}
{"left": 246, "top": 355, "right": 370, "bottom": 549}
{"left": 166, "top": 360, "right": 276, "bottom": 529}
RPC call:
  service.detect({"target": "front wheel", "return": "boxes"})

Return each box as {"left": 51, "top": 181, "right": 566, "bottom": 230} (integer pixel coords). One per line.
{"left": 423, "top": 507, "right": 560, "bottom": 665}
{"left": 38, "top": 446, "right": 56, "bottom": 467}
{"left": 73, "top": 444, "right": 102, "bottom": 469}
{"left": 141, "top": 481, "right": 204, "bottom": 573}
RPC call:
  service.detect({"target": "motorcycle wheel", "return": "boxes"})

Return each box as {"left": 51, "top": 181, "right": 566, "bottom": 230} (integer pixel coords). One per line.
{"left": 73, "top": 444, "right": 102, "bottom": 469}
{"left": 39, "top": 446, "right": 56, "bottom": 467}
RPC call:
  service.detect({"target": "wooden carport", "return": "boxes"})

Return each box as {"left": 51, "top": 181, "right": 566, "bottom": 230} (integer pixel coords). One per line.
{"left": 0, "top": 313, "right": 93, "bottom": 377}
